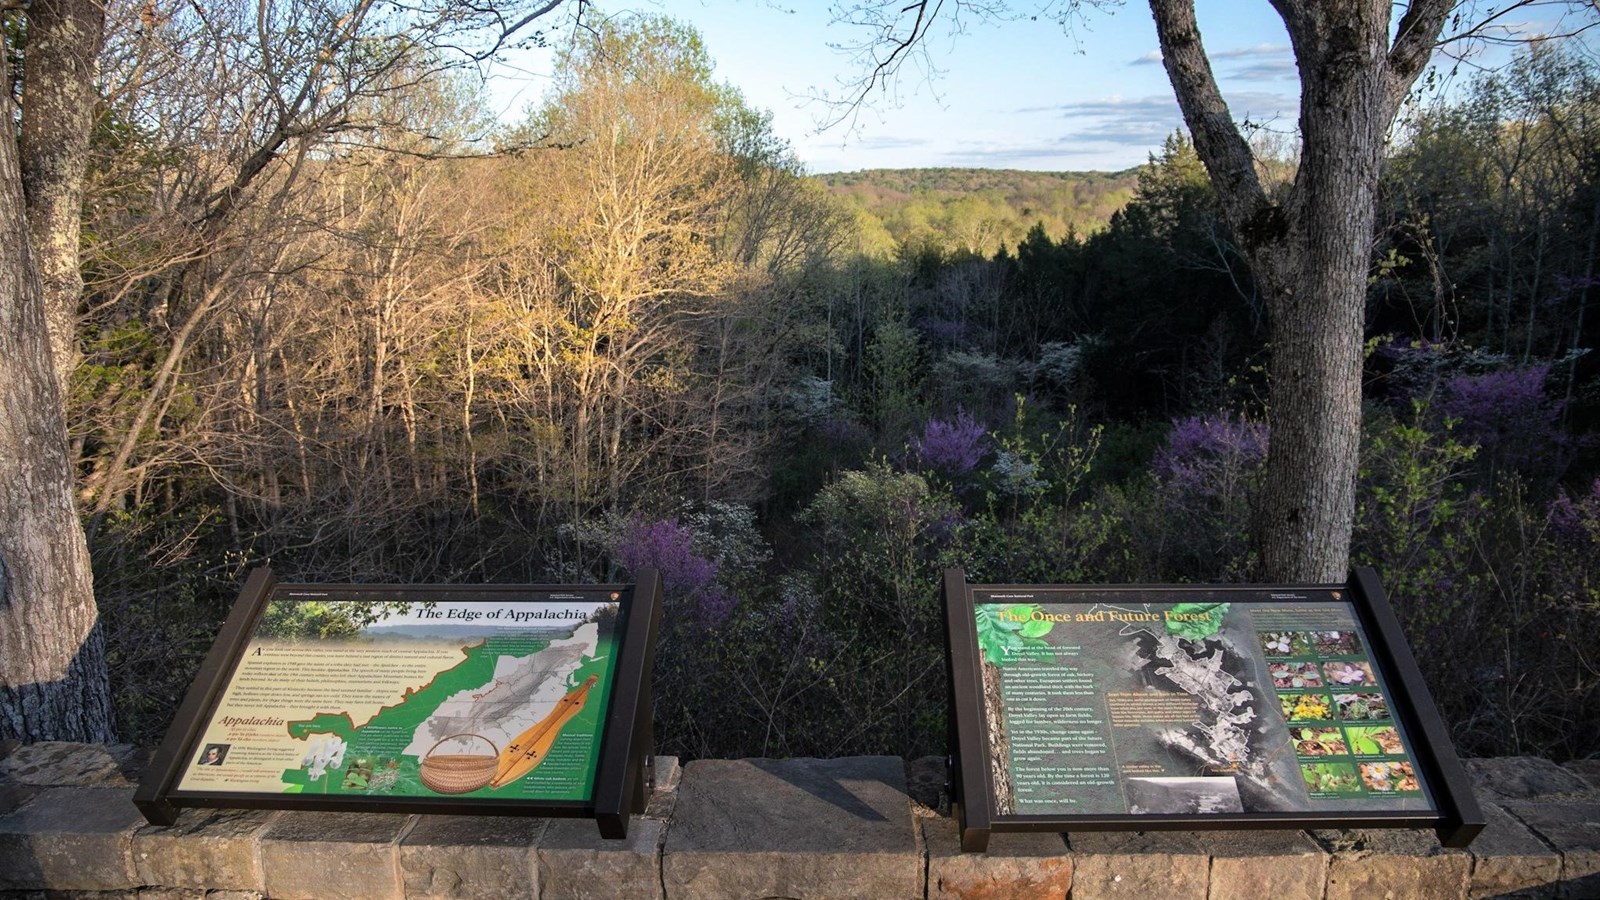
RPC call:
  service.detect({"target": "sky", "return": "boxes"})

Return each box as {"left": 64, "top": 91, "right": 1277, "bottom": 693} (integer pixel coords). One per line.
{"left": 482, "top": 1, "right": 1596, "bottom": 174}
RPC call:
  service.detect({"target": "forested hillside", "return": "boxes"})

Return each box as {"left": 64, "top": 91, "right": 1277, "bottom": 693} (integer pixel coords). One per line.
{"left": 817, "top": 168, "right": 1138, "bottom": 255}
{"left": 5, "top": 5, "right": 1599, "bottom": 766}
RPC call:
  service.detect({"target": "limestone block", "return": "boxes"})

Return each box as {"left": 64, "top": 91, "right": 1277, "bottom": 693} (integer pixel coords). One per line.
{"left": 644, "top": 756, "right": 682, "bottom": 821}
{"left": 537, "top": 816, "right": 665, "bottom": 900}
{"left": 0, "top": 892, "right": 147, "bottom": 899}
{"left": 133, "top": 807, "right": 278, "bottom": 892}
{"left": 109, "top": 745, "right": 157, "bottom": 784}
{"left": 1316, "top": 828, "right": 1471, "bottom": 900}
{"left": 1466, "top": 758, "right": 1594, "bottom": 804}
{"left": 200, "top": 891, "right": 265, "bottom": 899}
{"left": 1203, "top": 829, "right": 1328, "bottom": 900}
{"left": 398, "top": 814, "right": 543, "bottom": 900}
{"left": 259, "top": 811, "right": 411, "bottom": 900}
{"left": 905, "top": 756, "right": 950, "bottom": 815}
{"left": 662, "top": 756, "right": 921, "bottom": 900}
{"left": 1064, "top": 831, "right": 1208, "bottom": 899}
{"left": 650, "top": 756, "right": 682, "bottom": 796}
{"left": 0, "top": 785, "right": 143, "bottom": 891}
{"left": 0, "top": 783, "right": 40, "bottom": 818}
{"left": 1564, "top": 761, "right": 1600, "bottom": 793}
{"left": 1500, "top": 800, "right": 1600, "bottom": 899}
{"left": 921, "top": 817, "right": 1070, "bottom": 900}
{"left": 1466, "top": 802, "right": 1562, "bottom": 899}
{"left": 0, "top": 742, "right": 128, "bottom": 787}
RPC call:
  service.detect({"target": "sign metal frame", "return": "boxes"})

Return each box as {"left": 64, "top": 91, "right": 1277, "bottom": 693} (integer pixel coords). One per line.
{"left": 943, "top": 567, "right": 1483, "bottom": 852}
{"left": 135, "top": 567, "right": 662, "bottom": 838}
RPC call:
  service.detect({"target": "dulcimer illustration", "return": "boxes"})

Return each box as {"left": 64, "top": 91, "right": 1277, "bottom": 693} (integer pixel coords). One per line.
{"left": 489, "top": 674, "right": 599, "bottom": 789}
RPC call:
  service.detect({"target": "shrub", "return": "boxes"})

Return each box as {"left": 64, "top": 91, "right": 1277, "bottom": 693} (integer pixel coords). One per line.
{"left": 1353, "top": 401, "right": 1482, "bottom": 612}
{"left": 1152, "top": 413, "right": 1268, "bottom": 496}
{"left": 1143, "top": 413, "right": 1266, "bottom": 580}
{"left": 795, "top": 462, "right": 965, "bottom": 756}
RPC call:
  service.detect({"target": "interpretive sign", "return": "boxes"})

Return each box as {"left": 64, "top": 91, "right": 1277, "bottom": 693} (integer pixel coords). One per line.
{"left": 136, "top": 568, "right": 661, "bottom": 837}
{"left": 943, "top": 568, "right": 1483, "bottom": 852}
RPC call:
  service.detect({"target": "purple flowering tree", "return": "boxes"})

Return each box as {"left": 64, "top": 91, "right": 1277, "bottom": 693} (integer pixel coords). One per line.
{"left": 1438, "top": 364, "right": 1566, "bottom": 478}
{"left": 1149, "top": 413, "right": 1269, "bottom": 580}
{"left": 1549, "top": 479, "right": 1600, "bottom": 551}
{"left": 1153, "top": 414, "right": 1269, "bottom": 499}
{"left": 615, "top": 515, "right": 735, "bottom": 627}
{"left": 911, "top": 410, "right": 988, "bottom": 476}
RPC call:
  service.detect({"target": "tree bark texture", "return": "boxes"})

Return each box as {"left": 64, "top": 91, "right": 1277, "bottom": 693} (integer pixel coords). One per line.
{"left": 20, "top": 0, "right": 107, "bottom": 398}
{"left": 0, "top": 17, "right": 115, "bottom": 742}
{"left": 1150, "top": 0, "right": 1450, "bottom": 581}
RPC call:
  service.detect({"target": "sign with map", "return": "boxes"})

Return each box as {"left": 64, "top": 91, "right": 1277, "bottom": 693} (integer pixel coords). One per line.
{"left": 137, "top": 569, "right": 661, "bottom": 836}
{"left": 943, "top": 569, "right": 1484, "bottom": 852}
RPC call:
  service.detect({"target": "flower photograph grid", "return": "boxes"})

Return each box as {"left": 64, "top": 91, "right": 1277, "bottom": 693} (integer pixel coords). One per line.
{"left": 1256, "top": 626, "right": 1419, "bottom": 798}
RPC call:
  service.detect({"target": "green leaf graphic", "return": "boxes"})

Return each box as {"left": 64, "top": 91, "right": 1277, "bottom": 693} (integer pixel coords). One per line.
{"left": 1164, "top": 602, "right": 1229, "bottom": 640}
{"left": 1020, "top": 617, "right": 1054, "bottom": 638}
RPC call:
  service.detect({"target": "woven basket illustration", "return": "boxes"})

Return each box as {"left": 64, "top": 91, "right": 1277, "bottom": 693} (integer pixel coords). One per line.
{"left": 419, "top": 733, "right": 499, "bottom": 794}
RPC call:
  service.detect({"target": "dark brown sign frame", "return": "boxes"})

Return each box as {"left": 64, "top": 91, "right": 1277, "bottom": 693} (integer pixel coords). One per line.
{"left": 943, "top": 567, "right": 1484, "bottom": 852}
{"left": 135, "top": 567, "right": 662, "bottom": 838}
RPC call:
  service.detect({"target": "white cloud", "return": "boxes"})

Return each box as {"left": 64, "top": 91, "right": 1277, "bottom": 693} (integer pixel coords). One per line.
{"left": 1211, "top": 43, "right": 1291, "bottom": 61}
{"left": 853, "top": 135, "right": 934, "bottom": 151}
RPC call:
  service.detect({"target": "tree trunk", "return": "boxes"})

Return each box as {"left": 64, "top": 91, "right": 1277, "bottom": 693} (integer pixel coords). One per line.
{"left": 1254, "top": 8, "right": 1389, "bottom": 582}
{"left": 0, "top": 59, "right": 114, "bottom": 742}
{"left": 1151, "top": 0, "right": 1448, "bottom": 581}
{"left": 19, "top": 0, "right": 107, "bottom": 398}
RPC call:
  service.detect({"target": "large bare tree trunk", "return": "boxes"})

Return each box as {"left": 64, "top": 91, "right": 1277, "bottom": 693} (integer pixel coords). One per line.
{"left": 1254, "top": 5, "right": 1390, "bottom": 582}
{"left": 0, "top": 52, "right": 114, "bottom": 741}
{"left": 20, "top": 0, "right": 107, "bottom": 398}
{"left": 1151, "top": 0, "right": 1450, "bottom": 581}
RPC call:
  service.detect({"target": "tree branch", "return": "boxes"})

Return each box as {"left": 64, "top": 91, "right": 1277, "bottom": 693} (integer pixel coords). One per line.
{"left": 1147, "top": 0, "right": 1273, "bottom": 250}
{"left": 815, "top": 0, "right": 948, "bottom": 131}
{"left": 1386, "top": 0, "right": 1453, "bottom": 119}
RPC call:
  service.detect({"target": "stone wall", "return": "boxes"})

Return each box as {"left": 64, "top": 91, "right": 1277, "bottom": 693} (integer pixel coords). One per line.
{"left": 1, "top": 741, "right": 1596, "bottom": 899}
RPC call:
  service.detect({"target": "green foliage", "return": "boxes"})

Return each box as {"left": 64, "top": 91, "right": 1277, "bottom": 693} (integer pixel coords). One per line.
{"left": 1163, "top": 602, "right": 1228, "bottom": 641}
{"left": 256, "top": 600, "right": 414, "bottom": 640}
{"left": 71, "top": 321, "right": 161, "bottom": 412}
{"left": 974, "top": 604, "right": 1054, "bottom": 666}
{"left": 957, "top": 489, "right": 1130, "bottom": 586}
{"left": 1379, "top": 43, "right": 1600, "bottom": 359}
{"left": 1353, "top": 401, "right": 1483, "bottom": 616}
{"left": 985, "top": 397, "right": 1103, "bottom": 508}
{"left": 866, "top": 315, "right": 924, "bottom": 439}
{"left": 794, "top": 462, "right": 964, "bottom": 755}
{"left": 817, "top": 167, "right": 1138, "bottom": 255}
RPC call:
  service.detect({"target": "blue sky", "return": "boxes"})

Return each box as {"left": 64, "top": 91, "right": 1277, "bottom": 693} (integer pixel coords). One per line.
{"left": 484, "top": 1, "right": 1594, "bottom": 173}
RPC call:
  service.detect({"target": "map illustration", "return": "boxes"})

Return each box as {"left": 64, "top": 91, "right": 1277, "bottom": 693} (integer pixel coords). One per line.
{"left": 402, "top": 622, "right": 599, "bottom": 761}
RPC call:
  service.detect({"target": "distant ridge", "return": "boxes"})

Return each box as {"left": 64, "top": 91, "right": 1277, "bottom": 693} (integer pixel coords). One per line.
{"left": 814, "top": 167, "right": 1140, "bottom": 255}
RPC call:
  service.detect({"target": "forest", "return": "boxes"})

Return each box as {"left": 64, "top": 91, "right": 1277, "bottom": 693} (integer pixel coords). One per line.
{"left": 9, "top": 6, "right": 1600, "bottom": 764}
{"left": 818, "top": 168, "right": 1139, "bottom": 256}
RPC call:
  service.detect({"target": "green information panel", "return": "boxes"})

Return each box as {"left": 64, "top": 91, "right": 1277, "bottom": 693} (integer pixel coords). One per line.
{"left": 944, "top": 569, "right": 1483, "bottom": 852}
{"left": 137, "top": 569, "right": 661, "bottom": 837}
